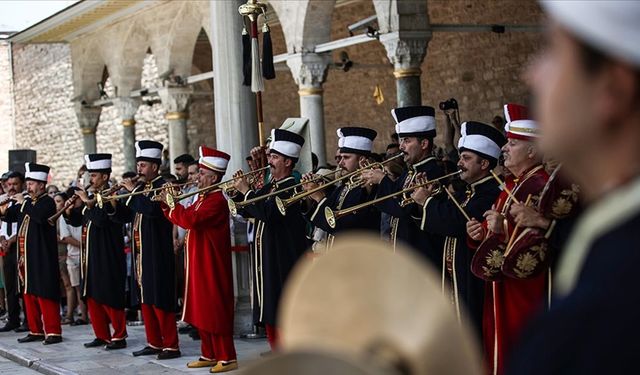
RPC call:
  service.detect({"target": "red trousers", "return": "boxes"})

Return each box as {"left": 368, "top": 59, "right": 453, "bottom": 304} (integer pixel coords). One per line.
{"left": 266, "top": 324, "right": 279, "bottom": 350}
{"left": 199, "top": 329, "right": 237, "bottom": 362}
{"left": 141, "top": 303, "right": 179, "bottom": 350}
{"left": 87, "top": 298, "right": 127, "bottom": 342}
{"left": 24, "top": 293, "right": 61, "bottom": 337}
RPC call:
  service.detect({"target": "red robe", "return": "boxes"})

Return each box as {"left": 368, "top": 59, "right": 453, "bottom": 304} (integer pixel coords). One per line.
{"left": 469, "top": 165, "right": 549, "bottom": 375}
{"left": 162, "top": 191, "right": 234, "bottom": 335}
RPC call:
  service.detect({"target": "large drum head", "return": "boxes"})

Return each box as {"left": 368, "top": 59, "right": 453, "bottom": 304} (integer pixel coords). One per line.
{"left": 278, "top": 233, "right": 482, "bottom": 375}
{"left": 239, "top": 350, "right": 401, "bottom": 375}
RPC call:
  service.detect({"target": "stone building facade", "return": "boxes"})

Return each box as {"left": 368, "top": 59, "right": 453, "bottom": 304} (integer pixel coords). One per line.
{"left": 0, "top": 41, "right": 15, "bottom": 172}
{"left": 4, "top": 0, "right": 544, "bottom": 186}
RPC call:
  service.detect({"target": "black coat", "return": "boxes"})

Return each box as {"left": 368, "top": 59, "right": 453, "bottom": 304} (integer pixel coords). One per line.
{"left": 308, "top": 183, "right": 380, "bottom": 235}
{"left": 123, "top": 177, "right": 176, "bottom": 312}
{"left": 66, "top": 199, "right": 127, "bottom": 309}
{"left": 506, "top": 209, "right": 638, "bottom": 374}
{"left": 417, "top": 175, "right": 500, "bottom": 337}
{"left": 4, "top": 194, "right": 59, "bottom": 301}
{"left": 235, "top": 175, "right": 310, "bottom": 326}
{"left": 376, "top": 156, "right": 445, "bottom": 265}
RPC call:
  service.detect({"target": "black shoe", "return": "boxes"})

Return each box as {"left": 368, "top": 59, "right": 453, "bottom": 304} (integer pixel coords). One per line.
{"left": 0, "top": 323, "right": 19, "bottom": 332}
{"left": 188, "top": 329, "right": 200, "bottom": 341}
{"left": 178, "top": 324, "right": 192, "bottom": 334}
{"left": 105, "top": 339, "right": 127, "bottom": 350}
{"left": 43, "top": 336, "right": 62, "bottom": 345}
{"left": 70, "top": 319, "right": 88, "bottom": 326}
{"left": 84, "top": 338, "right": 108, "bottom": 348}
{"left": 17, "top": 334, "right": 44, "bottom": 343}
{"left": 14, "top": 325, "right": 29, "bottom": 333}
{"left": 132, "top": 346, "right": 162, "bottom": 357}
{"left": 157, "top": 350, "right": 181, "bottom": 360}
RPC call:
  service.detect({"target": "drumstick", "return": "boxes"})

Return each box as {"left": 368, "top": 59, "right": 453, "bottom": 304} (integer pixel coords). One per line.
{"left": 443, "top": 187, "right": 471, "bottom": 222}
{"left": 490, "top": 170, "right": 520, "bottom": 205}
{"left": 505, "top": 194, "right": 532, "bottom": 256}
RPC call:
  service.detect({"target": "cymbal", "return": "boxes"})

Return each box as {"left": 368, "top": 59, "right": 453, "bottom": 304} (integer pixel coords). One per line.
{"left": 278, "top": 233, "right": 482, "bottom": 375}
{"left": 239, "top": 350, "right": 400, "bottom": 375}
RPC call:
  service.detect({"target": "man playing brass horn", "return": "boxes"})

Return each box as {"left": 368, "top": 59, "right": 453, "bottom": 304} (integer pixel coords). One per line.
{"left": 230, "top": 128, "right": 309, "bottom": 351}
{"left": 158, "top": 146, "right": 238, "bottom": 373}
{"left": 64, "top": 153, "right": 129, "bottom": 350}
{"left": 411, "top": 121, "right": 505, "bottom": 337}
{"left": 301, "top": 126, "right": 380, "bottom": 249}
{"left": 362, "top": 106, "right": 445, "bottom": 266}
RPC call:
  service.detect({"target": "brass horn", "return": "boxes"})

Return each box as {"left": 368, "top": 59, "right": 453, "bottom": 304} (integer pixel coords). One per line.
{"left": 273, "top": 153, "right": 405, "bottom": 216}
{"left": 165, "top": 166, "right": 270, "bottom": 209}
{"left": 324, "top": 170, "right": 462, "bottom": 228}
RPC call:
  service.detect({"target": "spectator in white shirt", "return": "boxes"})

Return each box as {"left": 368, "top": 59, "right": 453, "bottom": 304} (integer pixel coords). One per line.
{"left": 55, "top": 191, "right": 87, "bottom": 325}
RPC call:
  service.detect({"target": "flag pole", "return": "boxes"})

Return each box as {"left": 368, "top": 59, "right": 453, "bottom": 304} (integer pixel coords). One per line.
{"left": 239, "top": 0, "right": 268, "bottom": 146}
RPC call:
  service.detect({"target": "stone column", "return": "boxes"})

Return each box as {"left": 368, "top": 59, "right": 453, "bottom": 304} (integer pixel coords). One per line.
{"left": 210, "top": 0, "right": 259, "bottom": 337}
{"left": 210, "top": 0, "right": 258, "bottom": 177}
{"left": 114, "top": 98, "right": 140, "bottom": 173}
{"left": 287, "top": 53, "right": 331, "bottom": 168}
{"left": 75, "top": 105, "right": 101, "bottom": 155}
{"left": 379, "top": 32, "right": 431, "bottom": 108}
{"left": 158, "top": 86, "right": 193, "bottom": 173}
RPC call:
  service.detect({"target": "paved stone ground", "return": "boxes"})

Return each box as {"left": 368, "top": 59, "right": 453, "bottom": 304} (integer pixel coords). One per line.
{"left": 0, "top": 355, "right": 39, "bottom": 374}
{"left": 0, "top": 323, "right": 268, "bottom": 374}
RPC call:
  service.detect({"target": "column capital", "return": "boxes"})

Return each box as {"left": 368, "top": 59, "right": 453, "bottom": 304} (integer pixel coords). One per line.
{"left": 113, "top": 97, "right": 141, "bottom": 126}
{"left": 379, "top": 31, "right": 431, "bottom": 72}
{"left": 286, "top": 52, "right": 332, "bottom": 90}
{"left": 158, "top": 86, "right": 193, "bottom": 114}
{"left": 74, "top": 103, "right": 101, "bottom": 134}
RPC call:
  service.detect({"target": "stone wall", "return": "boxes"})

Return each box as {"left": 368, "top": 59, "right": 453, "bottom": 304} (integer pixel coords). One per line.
{"left": 10, "top": 0, "right": 543, "bottom": 183}
{"left": 12, "top": 43, "right": 81, "bottom": 185}
{"left": 0, "top": 41, "right": 14, "bottom": 172}
{"left": 263, "top": 0, "right": 544, "bottom": 164}
{"left": 12, "top": 49, "right": 215, "bottom": 186}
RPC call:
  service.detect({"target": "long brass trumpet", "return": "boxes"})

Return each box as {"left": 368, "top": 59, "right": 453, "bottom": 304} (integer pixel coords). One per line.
{"left": 274, "top": 152, "right": 405, "bottom": 216}
{"left": 228, "top": 168, "right": 342, "bottom": 216}
{"left": 164, "top": 166, "right": 270, "bottom": 208}
{"left": 100, "top": 175, "right": 140, "bottom": 197}
{"left": 324, "top": 170, "right": 462, "bottom": 228}
{"left": 47, "top": 182, "right": 94, "bottom": 225}
{"left": 0, "top": 191, "right": 28, "bottom": 207}
{"left": 47, "top": 195, "right": 80, "bottom": 226}
{"left": 96, "top": 180, "right": 195, "bottom": 207}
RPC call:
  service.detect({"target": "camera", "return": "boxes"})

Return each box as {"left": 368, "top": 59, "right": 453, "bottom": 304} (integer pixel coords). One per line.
{"left": 439, "top": 98, "right": 458, "bottom": 111}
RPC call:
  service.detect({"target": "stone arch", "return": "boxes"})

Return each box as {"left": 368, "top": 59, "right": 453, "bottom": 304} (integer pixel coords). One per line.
{"left": 164, "top": 1, "right": 206, "bottom": 78}
{"left": 110, "top": 20, "right": 153, "bottom": 95}
{"left": 372, "top": 0, "right": 430, "bottom": 34}
{"left": 268, "top": 0, "right": 335, "bottom": 53}
{"left": 72, "top": 40, "right": 107, "bottom": 101}
{"left": 191, "top": 28, "right": 213, "bottom": 92}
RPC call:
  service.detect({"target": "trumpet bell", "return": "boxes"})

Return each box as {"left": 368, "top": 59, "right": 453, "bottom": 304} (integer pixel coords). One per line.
{"left": 166, "top": 193, "right": 175, "bottom": 209}
{"left": 275, "top": 196, "right": 287, "bottom": 216}
{"left": 324, "top": 207, "right": 337, "bottom": 229}
{"left": 228, "top": 199, "right": 238, "bottom": 216}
